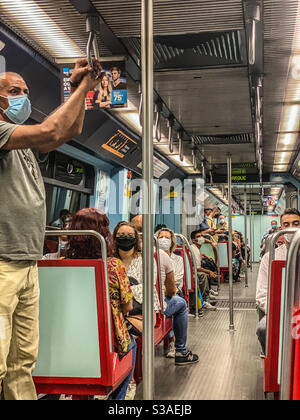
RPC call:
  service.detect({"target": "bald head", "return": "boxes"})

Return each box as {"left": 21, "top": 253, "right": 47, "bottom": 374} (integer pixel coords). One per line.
{"left": 0, "top": 72, "right": 28, "bottom": 93}
{"left": 0, "top": 72, "right": 29, "bottom": 122}
{"left": 131, "top": 215, "right": 143, "bottom": 233}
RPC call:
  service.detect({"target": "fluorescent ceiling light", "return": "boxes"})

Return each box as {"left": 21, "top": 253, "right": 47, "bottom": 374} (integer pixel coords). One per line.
{"left": 0, "top": 0, "right": 83, "bottom": 58}
{"left": 274, "top": 151, "right": 294, "bottom": 164}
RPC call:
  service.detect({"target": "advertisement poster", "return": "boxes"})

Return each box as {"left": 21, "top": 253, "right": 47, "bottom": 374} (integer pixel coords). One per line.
{"left": 61, "top": 60, "right": 127, "bottom": 109}
{"left": 101, "top": 130, "right": 137, "bottom": 159}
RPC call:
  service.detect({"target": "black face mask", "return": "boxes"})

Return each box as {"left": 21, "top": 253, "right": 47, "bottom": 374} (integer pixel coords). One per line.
{"left": 116, "top": 236, "right": 137, "bottom": 251}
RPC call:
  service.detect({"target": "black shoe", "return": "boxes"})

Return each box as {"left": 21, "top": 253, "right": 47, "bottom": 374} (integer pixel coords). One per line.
{"left": 175, "top": 350, "right": 199, "bottom": 366}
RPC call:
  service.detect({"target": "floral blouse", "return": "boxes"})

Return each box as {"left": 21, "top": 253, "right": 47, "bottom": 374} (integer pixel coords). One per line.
{"left": 107, "top": 257, "right": 134, "bottom": 355}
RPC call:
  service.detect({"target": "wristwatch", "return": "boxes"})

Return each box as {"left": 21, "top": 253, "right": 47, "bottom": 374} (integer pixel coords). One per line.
{"left": 69, "top": 79, "right": 80, "bottom": 88}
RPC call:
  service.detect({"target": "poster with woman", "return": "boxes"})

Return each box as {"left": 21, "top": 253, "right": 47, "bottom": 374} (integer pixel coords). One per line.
{"left": 60, "top": 60, "right": 127, "bottom": 109}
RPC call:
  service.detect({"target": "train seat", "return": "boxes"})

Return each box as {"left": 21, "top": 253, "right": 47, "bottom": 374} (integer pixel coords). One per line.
{"left": 33, "top": 259, "right": 133, "bottom": 398}
{"left": 217, "top": 241, "right": 230, "bottom": 283}
{"left": 291, "top": 307, "right": 300, "bottom": 400}
{"left": 264, "top": 260, "right": 286, "bottom": 398}
{"left": 200, "top": 243, "right": 217, "bottom": 264}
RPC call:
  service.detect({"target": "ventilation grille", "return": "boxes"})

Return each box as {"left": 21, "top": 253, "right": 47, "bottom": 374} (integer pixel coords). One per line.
{"left": 124, "top": 30, "right": 245, "bottom": 68}
{"left": 194, "top": 133, "right": 252, "bottom": 145}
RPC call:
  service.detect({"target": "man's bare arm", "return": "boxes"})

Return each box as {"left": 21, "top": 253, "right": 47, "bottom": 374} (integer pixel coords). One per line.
{"left": 2, "top": 59, "right": 101, "bottom": 153}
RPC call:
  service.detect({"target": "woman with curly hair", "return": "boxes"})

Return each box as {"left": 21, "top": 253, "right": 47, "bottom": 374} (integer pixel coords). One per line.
{"left": 65, "top": 208, "right": 136, "bottom": 400}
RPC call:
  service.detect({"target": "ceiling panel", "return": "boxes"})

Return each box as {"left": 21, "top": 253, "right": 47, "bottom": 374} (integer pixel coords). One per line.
{"left": 154, "top": 67, "right": 253, "bottom": 136}
{"left": 93, "top": 0, "right": 244, "bottom": 37}
{"left": 263, "top": 0, "right": 299, "bottom": 172}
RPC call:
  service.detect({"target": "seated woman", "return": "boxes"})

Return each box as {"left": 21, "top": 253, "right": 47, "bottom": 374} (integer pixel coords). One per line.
{"left": 156, "top": 227, "right": 184, "bottom": 295}
{"left": 156, "top": 227, "right": 185, "bottom": 358}
{"left": 114, "top": 221, "right": 198, "bottom": 366}
{"left": 112, "top": 221, "right": 161, "bottom": 320}
{"left": 65, "top": 208, "right": 136, "bottom": 400}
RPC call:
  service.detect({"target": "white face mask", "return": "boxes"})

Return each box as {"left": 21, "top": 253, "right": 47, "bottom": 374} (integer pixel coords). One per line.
{"left": 158, "top": 237, "right": 171, "bottom": 251}
{"left": 196, "top": 237, "right": 205, "bottom": 246}
{"left": 284, "top": 233, "right": 294, "bottom": 243}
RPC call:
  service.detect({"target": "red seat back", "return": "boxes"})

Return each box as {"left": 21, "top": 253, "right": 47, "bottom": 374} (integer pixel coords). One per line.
{"left": 291, "top": 307, "right": 300, "bottom": 400}
{"left": 264, "top": 260, "right": 286, "bottom": 394}
{"left": 34, "top": 259, "right": 133, "bottom": 396}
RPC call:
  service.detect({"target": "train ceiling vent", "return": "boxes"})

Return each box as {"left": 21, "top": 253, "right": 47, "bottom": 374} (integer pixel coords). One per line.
{"left": 194, "top": 133, "right": 253, "bottom": 145}
{"left": 123, "top": 30, "right": 247, "bottom": 71}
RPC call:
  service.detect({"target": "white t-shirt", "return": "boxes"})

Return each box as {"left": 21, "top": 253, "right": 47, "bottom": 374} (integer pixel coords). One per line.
{"left": 127, "top": 254, "right": 161, "bottom": 312}
{"left": 256, "top": 245, "right": 287, "bottom": 313}
{"left": 190, "top": 243, "right": 202, "bottom": 269}
{"left": 170, "top": 253, "right": 184, "bottom": 289}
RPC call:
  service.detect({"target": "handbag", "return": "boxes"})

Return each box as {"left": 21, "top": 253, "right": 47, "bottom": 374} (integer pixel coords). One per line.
{"left": 125, "top": 315, "right": 143, "bottom": 337}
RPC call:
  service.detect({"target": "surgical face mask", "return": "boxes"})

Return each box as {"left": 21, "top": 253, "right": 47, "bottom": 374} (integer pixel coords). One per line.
{"left": 220, "top": 219, "right": 225, "bottom": 224}
{"left": 158, "top": 237, "right": 171, "bottom": 251}
{"left": 197, "top": 237, "right": 205, "bottom": 246}
{"left": 116, "top": 236, "right": 136, "bottom": 251}
{"left": 284, "top": 233, "right": 294, "bottom": 243}
{"left": 0, "top": 94, "right": 31, "bottom": 124}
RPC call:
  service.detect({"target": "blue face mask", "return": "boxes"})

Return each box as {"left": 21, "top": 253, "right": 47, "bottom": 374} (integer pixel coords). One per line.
{"left": 0, "top": 94, "right": 31, "bottom": 124}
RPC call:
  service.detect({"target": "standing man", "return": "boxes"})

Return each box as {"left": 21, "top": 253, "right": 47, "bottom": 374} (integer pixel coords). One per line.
{"left": 0, "top": 58, "right": 101, "bottom": 400}
{"left": 256, "top": 208, "right": 300, "bottom": 356}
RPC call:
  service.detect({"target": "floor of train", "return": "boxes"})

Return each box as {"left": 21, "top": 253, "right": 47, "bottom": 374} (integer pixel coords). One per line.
{"left": 136, "top": 264, "right": 266, "bottom": 400}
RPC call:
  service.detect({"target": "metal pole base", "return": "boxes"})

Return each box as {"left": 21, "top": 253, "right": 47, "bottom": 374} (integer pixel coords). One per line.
{"left": 228, "top": 325, "right": 236, "bottom": 332}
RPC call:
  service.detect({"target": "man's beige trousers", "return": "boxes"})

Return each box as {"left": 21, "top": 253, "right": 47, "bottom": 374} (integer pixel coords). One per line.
{"left": 0, "top": 260, "right": 39, "bottom": 400}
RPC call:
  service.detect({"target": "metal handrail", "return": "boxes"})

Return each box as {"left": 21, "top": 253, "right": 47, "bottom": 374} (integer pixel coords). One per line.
{"left": 280, "top": 229, "right": 300, "bottom": 400}
{"left": 175, "top": 234, "right": 199, "bottom": 319}
{"left": 265, "top": 228, "right": 298, "bottom": 357}
{"left": 138, "top": 232, "right": 167, "bottom": 309}
{"left": 153, "top": 237, "right": 164, "bottom": 308}
{"left": 44, "top": 230, "right": 113, "bottom": 353}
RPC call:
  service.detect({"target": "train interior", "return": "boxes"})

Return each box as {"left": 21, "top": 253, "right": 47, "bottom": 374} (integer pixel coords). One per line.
{"left": 0, "top": 0, "right": 300, "bottom": 400}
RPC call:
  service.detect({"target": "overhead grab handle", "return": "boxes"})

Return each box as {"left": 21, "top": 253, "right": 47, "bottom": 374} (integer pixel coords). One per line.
{"left": 86, "top": 14, "right": 101, "bottom": 69}
{"left": 138, "top": 83, "right": 143, "bottom": 127}
{"left": 177, "top": 130, "right": 183, "bottom": 161}
{"left": 167, "top": 117, "right": 174, "bottom": 153}
{"left": 154, "top": 102, "right": 162, "bottom": 142}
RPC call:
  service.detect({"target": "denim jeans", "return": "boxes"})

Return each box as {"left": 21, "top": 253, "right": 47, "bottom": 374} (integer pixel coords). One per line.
{"left": 164, "top": 295, "right": 188, "bottom": 354}
{"left": 256, "top": 315, "right": 266, "bottom": 354}
{"left": 111, "top": 335, "right": 137, "bottom": 400}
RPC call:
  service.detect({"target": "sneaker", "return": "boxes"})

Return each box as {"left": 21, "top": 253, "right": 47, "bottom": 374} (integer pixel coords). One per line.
{"left": 198, "top": 308, "right": 204, "bottom": 317}
{"left": 209, "top": 289, "right": 219, "bottom": 296}
{"left": 260, "top": 352, "right": 265, "bottom": 359}
{"left": 165, "top": 342, "right": 175, "bottom": 358}
{"left": 175, "top": 350, "right": 199, "bottom": 366}
{"left": 125, "top": 382, "right": 136, "bottom": 400}
{"left": 203, "top": 301, "right": 217, "bottom": 311}
{"left": 209, "top": 293, "right": 217, "bottom": 301}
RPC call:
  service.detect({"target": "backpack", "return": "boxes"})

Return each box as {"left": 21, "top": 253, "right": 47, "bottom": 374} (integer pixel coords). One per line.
{"left": 201, "top": 255, "right": 217, "bottom": 273}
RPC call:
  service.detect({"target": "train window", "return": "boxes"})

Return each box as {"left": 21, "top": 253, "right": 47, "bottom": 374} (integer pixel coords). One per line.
{"left": 45, "top": 186, "right": 90, "bottom": 225}
{"left": 35, "top": 151, "right": 94, "bottom": 224}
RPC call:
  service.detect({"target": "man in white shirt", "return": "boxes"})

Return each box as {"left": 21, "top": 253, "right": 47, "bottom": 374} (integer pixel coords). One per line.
{"left": 256, "top": 208, "right": 300, "bottom": 355}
